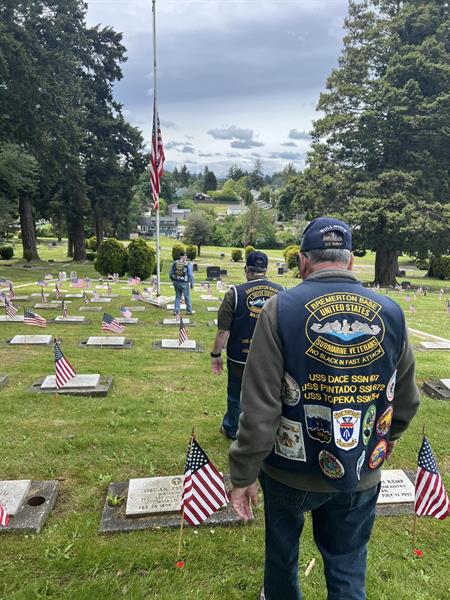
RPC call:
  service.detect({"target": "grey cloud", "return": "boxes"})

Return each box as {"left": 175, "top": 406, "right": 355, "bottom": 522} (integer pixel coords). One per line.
{"left": 289, "top": 129, "right": 310, "bottom": 140}
{"left": 165, "top": 140, "right": 194, "bottom": 152}
{"left": 281, "top": 141, "right": 297, "bottom": 147}
{"left": 198, "top": 153, "right": 213, "bottom": 157}
{"left": 230, "top": 140, "right": 264, "bottom": 149}
{"left": 269, "top": 151, "right": 303, "bottom": 160}
{"left": 160, "top": 119, "right": 178, "bottom": 129}
{"left": 207, "top": 126, "right": 254, "bottom": 141}
{"left": 181, "top": 146, "right": 195, "bottom": 154}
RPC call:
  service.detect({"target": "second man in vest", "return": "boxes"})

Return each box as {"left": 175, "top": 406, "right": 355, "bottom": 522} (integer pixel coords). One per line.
{"left": 211, "top": 251, "right": 284, "bottom": 440}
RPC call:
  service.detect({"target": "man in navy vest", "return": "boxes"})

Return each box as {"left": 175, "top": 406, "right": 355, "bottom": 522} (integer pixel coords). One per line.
{"left": 228, "top": 218, "right": 420, "bottom": 600}
{"left": 211, "top": 251, "right": 284, "bottom": 440}
{"left": 169, "top": 252, "right": 194, "bottom": 315}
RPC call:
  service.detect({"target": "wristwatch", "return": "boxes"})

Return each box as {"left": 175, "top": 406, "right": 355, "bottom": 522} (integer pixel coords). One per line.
{"left": 210, "top": 351, "right": 221, "bottom": 358}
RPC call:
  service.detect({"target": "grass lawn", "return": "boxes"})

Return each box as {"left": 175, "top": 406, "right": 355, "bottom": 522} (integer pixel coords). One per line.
{"left": 0, "top": 238, "right": 449, "bottom": 599}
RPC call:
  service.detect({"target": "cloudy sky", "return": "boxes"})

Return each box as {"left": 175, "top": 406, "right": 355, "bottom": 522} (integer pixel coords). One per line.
{"left": 87, "top": 0, "right": 348, "bottom": 176}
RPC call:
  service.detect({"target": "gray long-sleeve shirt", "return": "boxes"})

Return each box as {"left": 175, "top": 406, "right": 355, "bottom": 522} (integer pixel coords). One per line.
{"left": 229, "top": 269, "right": 420, "bottom": 492}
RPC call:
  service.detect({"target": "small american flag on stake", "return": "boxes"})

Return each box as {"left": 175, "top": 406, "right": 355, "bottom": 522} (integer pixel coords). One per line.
{"left": 54, "top": 340, "right": 76, "bottom": 389}
{"left": 8, "top": 281, "right": 14, "bottom": 300}
{"left": 120, "top": 306, "right": 132, "bottom": 319}
{"left": 83, "top": 290, "right": 90, "bottom": 304}
{"left": 0, "top": 503, "right": 9, "bottom": 528}
{"left": 24, "top": 308, "right": 46, "bottom": 328}
{"left": 5, "top": 298, "right": 18, "bottom": 318}
{"left": 181, "top": 436, "right": 229, "bottom": 526}
{"left": 415, "top": 436, "right": 449, "bottom": 520}
{"left": 55, "top": 283, "right": 61, "bottom": 300}
{"left": 102, "top": 313, "right": 125, "bottom": 334}
{"left": 40, "top": 287, "right": 48, "bottom": 303}
{"left": 149, "top": 99, "right": 165, "bottom": 210}
{"left": 62, "top": 300, "right": 68, "bottom": 319}
{"left": 179, "top": 317, "right": 188, "bottom": 346}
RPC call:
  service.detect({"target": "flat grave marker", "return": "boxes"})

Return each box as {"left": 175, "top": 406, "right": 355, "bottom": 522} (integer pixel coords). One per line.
{"left": 207, "top": 306, "right": 219, "bottom": 312}
{"left": 423, "top": 379, "right": 450, "bottom": 401}
{"left": 161, "top": 339, "right": 197, "bottom": 350}
{"left": 79, "top": 306, "right": 102, "bottom": 312}
{"left": 53, "top": 316, "right": 87, "bottom": 323}
{"left": 0, "top": 480, "right": 59, "bottom": 534}
{"left": 9, "top": 335, "right": 52, "bottom": 345}
{"left": 167, "top": 303, "right": 186, "bottom": 311}
{"left": 33, "top": 303, "right": 63, "bottom": 310}
{"left": 375, "top": 469, "right": 416, "bottom": 516}
{"left": 419, "top": 341, "right": 450, "bottom": 351}
{"left": 163, "top": 318, "right": 191, "bottom": 325}
{"left": 116, "top": 317, "right": 138, "bottom": 325}
{"left": 0, "top": 374, "right": 8, "bottom": 389}
{"left": 0, "top": 480, "right": 31, "bottom": 516}
{"left": 0, "top": 316, "right": 25, "bottom": 322}
{"left": 126, "top": 476, "right": 183, "bottom": 516}
{"left": 82, "top": 337, "right": 131, "bottom": 349}
{"left": 92, "top": 297, "right": 111, "bottom": 303}
{"left": 41, "top": 374, "right": 101, "bottom": 389}
{"left": 64, "top": 294, "right": 83, "bottom": 298}
{"left": 200, "top": 295, "right": 219, "bottom": 301}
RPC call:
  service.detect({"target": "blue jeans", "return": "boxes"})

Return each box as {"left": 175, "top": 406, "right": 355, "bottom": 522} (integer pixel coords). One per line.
{"left": 172, "top": 281, "right": 193, "bottom": 314}
{"left": 222, "top": 360, "right": 244, "bottom": 439}
{"left": 259, "top": 470, "right": 380, "bottom": 600}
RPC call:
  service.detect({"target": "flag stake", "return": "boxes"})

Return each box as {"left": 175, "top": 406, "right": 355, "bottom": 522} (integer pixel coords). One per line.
{"left": 412, "top": 425, "right": 426, "bottom": 553}
{"left": 177, "top": 427, "right": 195, "bottom": 560}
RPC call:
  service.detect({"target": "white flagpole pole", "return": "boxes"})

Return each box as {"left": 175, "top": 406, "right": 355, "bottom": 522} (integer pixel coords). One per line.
{"left": 152, "top": 0, "right": 161, "bottom": 296}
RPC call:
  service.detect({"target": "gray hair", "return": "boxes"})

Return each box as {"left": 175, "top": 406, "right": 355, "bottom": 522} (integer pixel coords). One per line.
{"left": 302, "top": 231, "right": 351, "bottom": 265}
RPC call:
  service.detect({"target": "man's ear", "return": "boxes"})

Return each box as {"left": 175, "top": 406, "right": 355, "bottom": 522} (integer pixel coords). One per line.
{"left": 348, "top": 254, "right": 354, "bottom": 271}
{"left": 299, "top": 253, "right": 308, "bottom": 278}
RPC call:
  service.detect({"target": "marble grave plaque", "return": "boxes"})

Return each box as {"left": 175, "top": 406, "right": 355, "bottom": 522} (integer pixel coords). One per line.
{"left": 54, "top": 316, "right": 86, "bottom": 322}
{"left": 207, "top": 306, "right": 218, "bottom": 312}
{"left": 377, "top": 470, "right": 415, "bottom": 504}
{"left": 419, "top": 341, "right": 450, "bottom": 350}
{"left": 79, "top": 306, "right": 102, "bottom": 312}
{"left": 167, "top": 303, "right": 186, "bottom": 311}
{"left": 10, "top": 335, "right": 52, "bottom": 345}
{"left": 126, "top": 476, "right": 183, "bottom": 516}
{"left": 64, "top": 293, "right": 83, "bottom": 298}
{"left": 161, "top": 339, "right": 196, "bottom": 350}
{"left": 91, "top": 297, "right": 111, "bottom": 303}
{"left": 41, "top": 374, "right": 101, "bottom": 390}
{"left": 163, "top": 318, "right": 191, "bottom": 325}
{"left": 0, "top": 316, "right": 24, "bottom": 322}
{"left": 0, "top": 480, "right": 31, "bottom": 516}
{"left": 200, "top": 295, "right": 219, "bottom": 301}
{"left": 116, "top": 318, "right": 138, "bottom": 324}
{"left": 440, "top": 379, "right": 450, "bottom": 390}
{"left": 86, "top": 336, "right": 125, "bottom": 346}
{"left": 34, "top": 303, "right": 60, "bottom": 309}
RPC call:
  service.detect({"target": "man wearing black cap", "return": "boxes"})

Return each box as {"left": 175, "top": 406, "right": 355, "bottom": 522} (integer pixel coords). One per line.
{"left": 228, "top": 218, "right": 419, "bottom": 600}
{"left": 211, "top": 251, "right": 284, "bottom": 440}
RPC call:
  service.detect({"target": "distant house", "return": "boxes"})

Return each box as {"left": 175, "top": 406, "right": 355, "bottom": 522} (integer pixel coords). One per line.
{"left": 194, "top": 192, "right": 212, "bottom": 202}
{"left": 175, "top": 187, "right": 189, "bottom": 199}
{"left": 138, "top": 216, "right": 179, "bottom": 238}
{"left": 168, "top": 204, "right": 192, "bottom": 219}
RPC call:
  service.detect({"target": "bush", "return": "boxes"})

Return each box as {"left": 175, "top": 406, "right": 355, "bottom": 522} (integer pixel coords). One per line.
{"left": 428, "top": 255, "right": 450, "bottom": 280}
{"left": 415, "top": 257, "right": 429, "bottom": 270}
{"left": 231, "top": 248, "right": 243, "bottom": 262}
{"left": 86, "top": 251, "right": 96, "bottom": 262}
{"left": 0, "top": 246, "right": 14, "bottom": 260}
{"left": 127, "top": 239, "right": 155, "bottom": 281}
{"left": 283, "top": 244, "right": 299, "bottom": 261}
{"left": 185, "top": 244, "right": 197, "bottom": 260}
{"left": 94, "top": 238, "right": 128, "bottom": 276}
{"left": 244, "top": 245, "right": 256, "bottom": 259}
{"left": 172, "top": 243, "right": 186, "bottom": 260}
{"left": 285, "top": 245, "right": 300, "bottom": 270}
{"left": 353, "top": 248, "right": 367, "bottom": 258}
{"left": 86, "top": 236, "right": 98, "bottom": 251}
{"left": 35, "top": 223, "right": 53, "bottom": 237}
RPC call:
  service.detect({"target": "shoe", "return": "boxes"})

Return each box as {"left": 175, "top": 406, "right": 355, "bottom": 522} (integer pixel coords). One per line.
{"left": 220, "top": 425, "right": 237, "bottom": 441}
{"left": 186, "top": 311, "right": 194, "bottom": 315}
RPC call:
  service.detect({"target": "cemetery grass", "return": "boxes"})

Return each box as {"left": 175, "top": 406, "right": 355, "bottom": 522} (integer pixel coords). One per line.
{"left": 0, "top": 239, "right": 448, "bottom": 600}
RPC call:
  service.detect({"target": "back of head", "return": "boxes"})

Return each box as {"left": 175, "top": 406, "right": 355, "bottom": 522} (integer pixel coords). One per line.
{"left": 246, "top": 251, "right": 268, "bottom": 276}
{"left": 300, "top": 217, "right": 352, "bottom": 266}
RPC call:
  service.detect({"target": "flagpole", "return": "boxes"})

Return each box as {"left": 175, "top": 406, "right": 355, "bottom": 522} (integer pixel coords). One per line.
{"left": 177, "top": 427, "right": 195, "bottom": 560}
{"left": 152, "top": 0, "right": 161, "bottom": 296}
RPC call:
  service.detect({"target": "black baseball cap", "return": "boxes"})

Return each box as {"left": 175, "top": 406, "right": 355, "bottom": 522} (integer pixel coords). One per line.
{"left": 246, "top": 251, "right": 268, "bottom": 270}
{"left": 300, "top": 218, "right": 352, "bottom": 252}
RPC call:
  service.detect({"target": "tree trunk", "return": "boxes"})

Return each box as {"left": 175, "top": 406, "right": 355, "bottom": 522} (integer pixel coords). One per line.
{"left": 374, "top": 248, "right": 398, "bottom": 287}
{"left": 95, "top": 210, "right": 104, "bottom": 247}
{"left": 67, "top": 232, "right": 74, "bottom": 258}
{"left": 197, "top": 244, "right": 201, "bottom": 256}
{"left": 70, "top": 218, "right": 86, "bottom": 261}
{"left": 18, "top": 193, "right": 39, "bottom": 261}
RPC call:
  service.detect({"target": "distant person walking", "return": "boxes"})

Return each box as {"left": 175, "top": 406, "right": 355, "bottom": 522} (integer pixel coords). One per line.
{"left": 211, "top": 251, "right": 284, "bottom": 440}
{"left": 169, "top": 252, "right": 194, "bottom": 315}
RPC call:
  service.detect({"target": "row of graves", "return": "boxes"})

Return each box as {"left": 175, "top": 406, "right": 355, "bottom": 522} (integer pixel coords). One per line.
{"left": 0, "top": 270, "right": 449, "bottom": 548}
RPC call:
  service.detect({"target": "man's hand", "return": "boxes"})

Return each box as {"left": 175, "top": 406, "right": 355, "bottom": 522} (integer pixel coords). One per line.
{"left": 211, "top": 356, "right": 223, "bottom": 375}
{"left": 230, "top": 483, "right": 259, "bottom": 522}
{"left": 386, "top": 439, "right": 397, "bottom": 460}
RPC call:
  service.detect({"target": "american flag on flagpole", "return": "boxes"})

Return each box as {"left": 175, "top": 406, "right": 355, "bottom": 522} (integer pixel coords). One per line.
{"left": 179, "top": 317, "right": 188, "bottom": 346}
{"left": 149, "top": 99, "right": 165, "bottom": 210}
{"left": 120, "top": 306, "right": 132, "bottom": 319}
{"left": 181, "top": 436, "right": 229, "bottom": 526}
{"left": 24, "top": 308, "right": 47, "bottom": 328}
{"left": 415, "top": 436, "right": 449, "bottom": 520}
{"left": 102, "top": 313, "right": 125, "bottom": 334}
{"left": 5, "top": 298, "right": 18, "bottom": 318}
{"left": 0, "top": 503, "right": 9, "bottom": 528}
{"left": 40, "top": 287, "right": 48, "bottom": 303}
{"left": 54, "top": 340, "right": 76, "bottom": 389}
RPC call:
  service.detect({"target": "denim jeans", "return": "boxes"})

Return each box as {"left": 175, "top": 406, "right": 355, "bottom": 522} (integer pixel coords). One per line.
{"left": 222, "top": 360, "right": 244, "bottom": 439}
{"left": 173, "top": 281, "right": 192, "bottom": 313}
{"left": 259, "top": 470, "right": 380, "bottom": 600}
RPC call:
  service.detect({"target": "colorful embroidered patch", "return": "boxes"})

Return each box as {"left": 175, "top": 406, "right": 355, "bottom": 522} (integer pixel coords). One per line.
{"left": 274, "top": 417, "right": 306, "bottom": 462}
{"left": 362, "top": 405, "right": 376, "bottom": 446}
{"left": 356, "top": 450, "right": 366, "bottom": 481}
{"left": 376, "top": 406, "right": 393, "bottom": 437}
{"left": 368, "top": 439, "right": 387, "bottom": 470}
{"left": 332, "top": 408, "right": 361, "bottom": 451}
{"left": 319, "top": 450, "right": 345, "bottom": 479}
{"left": 304, "top": 404, "right": 332, "bottom": 444}
{"left": 281, "top": 372, "right": 301, "bottom": 407}
{"left": 386, "top": 370, "right": 397, "bottom": 401}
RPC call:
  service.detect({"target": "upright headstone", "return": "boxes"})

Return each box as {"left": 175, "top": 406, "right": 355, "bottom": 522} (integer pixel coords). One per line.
{"left": 206, "top": 266, "right": 221, "bottom": 280}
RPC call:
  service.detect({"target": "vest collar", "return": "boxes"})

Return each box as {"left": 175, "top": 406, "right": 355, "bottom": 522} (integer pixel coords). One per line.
{"left": 305, "top": 268, "right": 358, "bottom": 282}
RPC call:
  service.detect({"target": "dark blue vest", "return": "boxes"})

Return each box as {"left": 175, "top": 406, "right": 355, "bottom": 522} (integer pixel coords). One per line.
{"left": 227, "top": 279, "right": 284, "bottom": 364}
{"left": 171, "top": 260, "right": 188, "bottom": 282}
{"left": 264, "top": 277, "right": 405, "bottom": 490}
